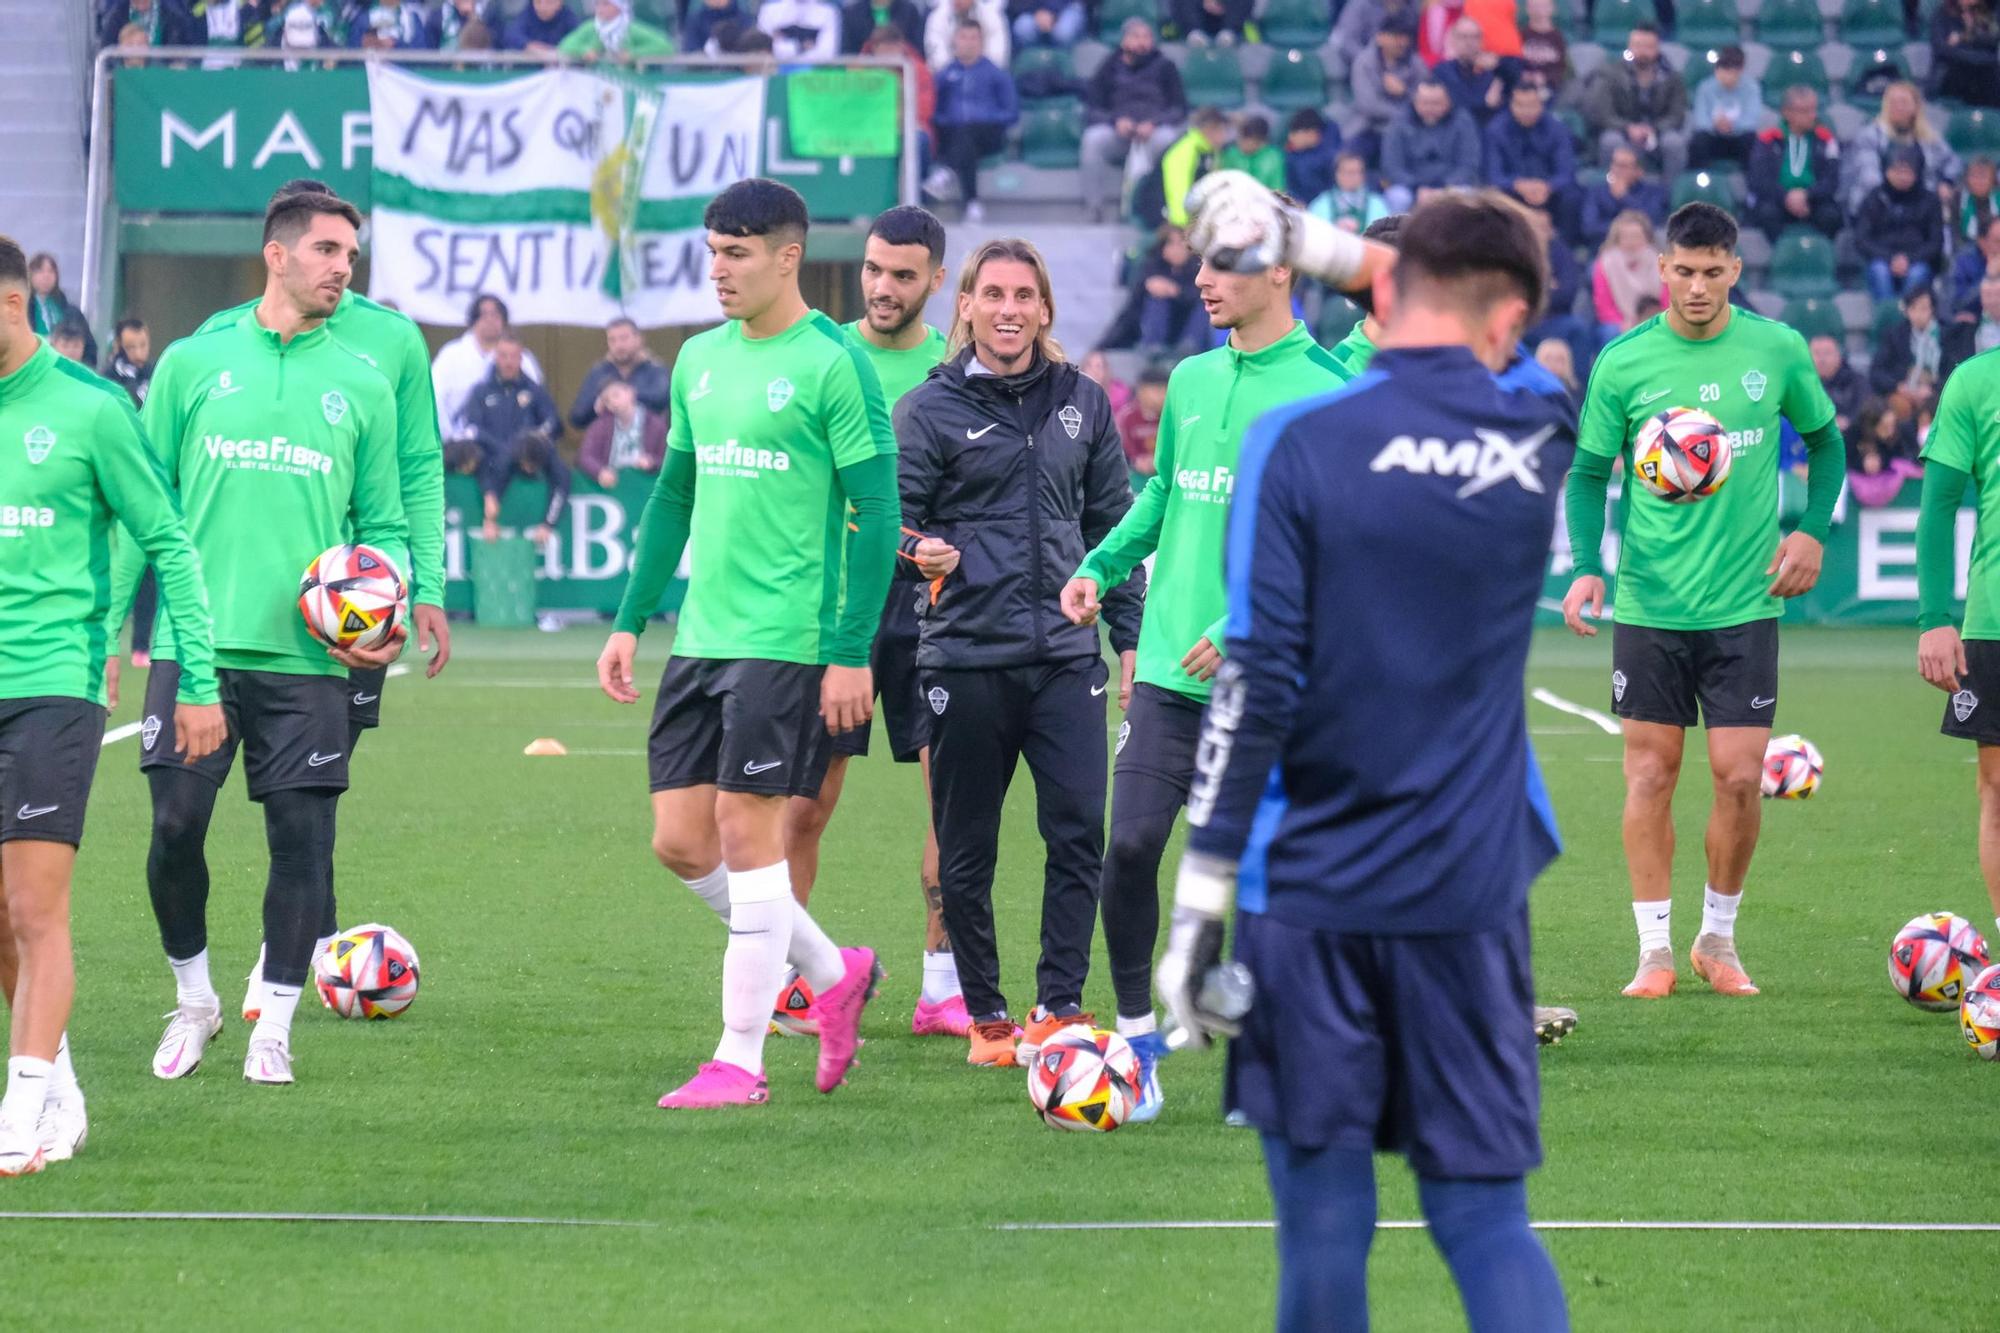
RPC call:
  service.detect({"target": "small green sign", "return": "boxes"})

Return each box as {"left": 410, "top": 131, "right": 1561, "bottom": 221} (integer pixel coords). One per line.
{"left": 785, "top": 69, "right": 902, "bottom": 159}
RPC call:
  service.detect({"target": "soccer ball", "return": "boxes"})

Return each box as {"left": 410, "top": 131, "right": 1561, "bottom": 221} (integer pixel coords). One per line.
{"left": 1760, "top": 734, "right": 1824, "bottom": 800}
{"left": 314, "top": 923, "right": 421, "bottom": 1019}
{"left": 1025, "top": 1026, "right": 1141, "bottom": 1132}
{"left": 299, "top": 544, "right": 405, "bottom": 650}
{"left": 1889, "top": 912, "right": 1990, "bottom": 1011}
{"left": 1961, "top": 964, "right": 2000, "bottom": 1059}
{"left": 1633, "top": 406, "right": 1732, "bottom": 502}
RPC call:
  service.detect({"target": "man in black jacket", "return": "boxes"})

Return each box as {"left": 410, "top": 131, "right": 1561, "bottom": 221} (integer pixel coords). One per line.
{"left": 568, "top": 317, "right": 671, "bottom": 431}
{"left": 895, "top": 237, "right": 1145, "bottom": 1069}
{"left": 1080, "top": 19, "right": 1187, "bottom": 223}
{"left": 461, "top": 337, "right": 569, "bottom": 545}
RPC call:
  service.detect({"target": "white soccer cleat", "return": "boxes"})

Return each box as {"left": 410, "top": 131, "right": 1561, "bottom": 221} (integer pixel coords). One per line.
{"left": 153, "top": 1003, "right": 223, "bottom": 1080}
{"left": 36, "top": 1095, "right": 87, "bottom": 1164}
{"left": 0, "top": 1115, "right": 45, "bottom": 1177}
{"left": 243, "top": 1036, "right": 294, "bottom": 1086}
{"left": 242, "top": 944, "right": 266, "bottom": 1022}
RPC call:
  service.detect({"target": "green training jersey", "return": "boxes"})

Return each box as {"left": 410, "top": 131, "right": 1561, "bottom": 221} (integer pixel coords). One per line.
{"left": 0, "top": 341, "right": 217, "bottom": 706}
{"left": 1577, "top": 309, "right": 1835, "bottom": 630}
{"left": 1327, "top": 320, "right": 1377, "bottom": 381}
{"left": 1922, "top": 348, "right": 2000, "bottom": 638}
{"left": 196, "top": 290, "right": 444, "bottom": 607}
{"left": 1076, "top": 321, "right": 1343, "bottom": 700}
{"left": 134, "top": 308, "right": 406, "bottom": 677}
{"left": 665, "top": 310, "right": 894, "bottom": 664}
{"left": 842, "top": 321, "right": 946, "bottom": 406}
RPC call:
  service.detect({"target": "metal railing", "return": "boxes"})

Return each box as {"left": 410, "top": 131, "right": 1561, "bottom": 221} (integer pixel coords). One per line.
{"left": 82, "top": 44, "right": 922, "bottom": 330}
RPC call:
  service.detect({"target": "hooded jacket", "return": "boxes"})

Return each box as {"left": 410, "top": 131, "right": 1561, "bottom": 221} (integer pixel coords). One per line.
{"left": 894, "top": 349, "right": 1145, "bottom": 669}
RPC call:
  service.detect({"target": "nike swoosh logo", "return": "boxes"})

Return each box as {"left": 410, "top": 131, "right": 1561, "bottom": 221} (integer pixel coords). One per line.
{"left": 688, "top": 386, "right": 712, "bottom": 401}
{"left": 306, "top": 752, "right": 342, "bottom": 767}
{"left": 966, "top": 423, "right": 999, "bottom": 439}
{"left": 210, "top": 385, "right": 243, "bottom": 399}
{"left": 1180, "top": 415, "right": 1200, "bottom": 429}
{"left": 16, "top": 804, "right": 58, "bottom": 820}
{"left": 743, "top": 760, "right": 783, "bottom": 774}
{"left": 1637, "top": 389, "right": 1671, "bottom": 405}
{"left": 1750, "top": 696, "right": 1775, "bottom": 709}
{"left": 351, "top": 693, "right": 379, "bottom": 705}
{"left": 1090, "top": 683, "right": 1107, "bottom": 697}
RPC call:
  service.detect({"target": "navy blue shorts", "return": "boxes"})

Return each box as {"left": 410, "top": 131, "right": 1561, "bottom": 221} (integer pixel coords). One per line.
{"left": 1225, "top": 909, "right": 1542, "bottom": 1180}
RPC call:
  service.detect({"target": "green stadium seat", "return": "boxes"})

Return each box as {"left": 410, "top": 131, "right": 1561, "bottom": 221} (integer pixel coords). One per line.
{"left": 1011, "top": 45, "right": 1075, "bottom": 107}
{"left": 1871, "top": 296, "right": 1906, "bottom": 338}
{"left": 1682, "top": 47, "right": 1726, "bottom": 92}
{"left": 1180, "top": 45, "right": 1247, "bottom": 110}
{"left": 1259, "top": 48, "right": 1328, "bottom": 111}
{"left": 1258, "top": 0, "right": 1333, "bottom": 50}
{"left": 1770, "top": 228, "right": 1839, "bottom": 300}
{"left": 1019, "top": 104, "right": 1082, "bottom": 167}
{"left": 1671, "top": 168, "right": 1743, "bottom": 210}
{"left": 1674, "top": 0, "right": 1740, "bottom": 48}
{"left": 1949, "top": 107, "right": 2000, "bottom": 156}
{"left": 1761, "top": 49, "right": 1829, "bottom": 105}
{"left": 1591, "top": 0, "right": 1657, "bottom": 44}
{"left": 1753, "top": 0, "right": 1825, "bottom": 51}
{"left": 1095, "top": 0, "right": 1160, "bottom": 44}
{"left": 1841, "top": 0, "right": 1908, "bottom": 47}
{"left": 1782, "top": 296, "right": 1845, "bottom": 342}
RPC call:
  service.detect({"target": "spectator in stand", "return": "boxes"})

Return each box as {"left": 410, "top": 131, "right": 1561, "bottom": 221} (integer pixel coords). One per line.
{"left": 1117, "top": 366, "right": 1169, "bottom": 476}
{"left": 1381, "top": 79, "right": 1480, "bottom": 211}
{"left": 49, "top": 320, "right": 89, "bottom": 365}
{"left": 1811, "top": 334, "right": 1868, "bottom": 434}
{"left": 1933, "top": 0, "right": 2000, "bottom": 109}
{"left": 1516, "top": 0, "right": 1567, "bottom": 95}
{"left": 923, "top": 0, "right": 1004, "bottom": 69}
{"left": 347, "top": 0, "right": 431, "bottom": 47}
{"left": 685, "top": 0, "right": 749, "bottom": 52}
{"left": 460, "top": 338, "right": 568, "bottom": 547}
{"left": 1080, "top": 19, "right": 1186, "bottom": 223}
{"left": 25, "top": 255, "right": 93, "bottom": 367}
{"left": 100, "top": 0, "right": 194, "bottom": 46}
{"left": 1533, "top": 337, "right": 1577, "bottom": 391}
{"left": 1959, "top": 156, "right": 1999, "bottom": 246}
{"left": 1847, "top": 397, "right": 1923, "bottom": 506}
{"left": 1592, "top": 209, "right": 1665, "bottom": 341}
{"left": 1331, "top": 0, "right": 1415, "bottom": 70}
{"left": 1343, "top": 17, "right": 1423, "bottom": 167}
{"left": 1845, "top": 81, "right": 1962, "bottom": 214}
{"left": 1747, "top": 85, "right": 1843, "bottom": 242}
{"left": 1528, "top": 222, "right": 1591, "bottom": 358}
{"left": 1946, "top": 273, "right": 2000, "bottom": 372}
{"left": 1857, "top": 144, "right": 1945, "bottom": 301}
{"left": 503, "top": 0, "right": 580, "bottom": 50}
{"left": 1135, "top": 225, "right": 1205, "bottom": 354}
{"left": 103, "top": 318, "right": 153, "bottom": 408}
{"left": 1415, "top": 0, "right": 1462, "bottom": 67}
{"left": 1222, "top": 114, "right": 1285, "bottom": 190}
{"left": 1577, "top": 144, "right": 1666, "bottom": 249}
{"left": 1950, "top": 213, "right": 2000, "bottom": 316}
{"left": 1080, "top": 348, "right": 1133, "bottom": 415}
{"left": 763, "top": 0, "right": 842, "bottom": 57}
{"left": 578, "top": 381, "right": 666, "bottom": 490}
{"left": 1173, "top": 0, "right": 1251, "bottom": 47}
{"left": 1154, "top": 108, "right": 1231, "bottom": 227}
{"left": 1871, "top": 286, "right": 1947, "bottom": 404}
{"left": 1689, "top": 46, "right": 1762, "bottom": 168}
{"left": 1433, "top": 17, "right": 1514, "bottom": 127}
{"left": 560, "top": 0, "right": 674, "bottom": 58}
{"left": 1581, "top": 24, "right": 1688, "bottom": 182}
{"left": 427, "top": 0, "right": 499, "bottom": 50}
{"left": 569, "top": 317, "right": 670, "bottom": 431}
{"left": 433, "top": 293, "right": 544, "bottom": 444}
{"left": 1310, "top": 150, "right": 1391, "bottom": 231}
{"left": 842, "top": 0, "right": 922, "bottom": 51}
{"left": 932, "top": 20, "right": 1017, "bottom": 222}
{"left": 114, "top": 20, "right": 152, "bottom": 62}
{"left": 1465, "top": 0, "right": 1521, "bottom": 54}
{"left": 866, "top": 25, "right": 933, "bottom": 172}
{"left": 1486, "top": 80, "right": 1575, "bottom": 231}
{"left": 1007, "top": 0, "right": 1085, "bottom": 49}
{"left": 1283, "top": 109, "right": 1342, "bottom": 204}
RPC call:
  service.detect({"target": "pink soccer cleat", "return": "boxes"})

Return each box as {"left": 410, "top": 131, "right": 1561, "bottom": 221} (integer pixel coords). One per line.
{"left": 911, "top": 994, "right": 972, "bottom": 1037}
{"left": 657, "top": 1061, "right": 769, "bottom": 1109}
{"left": 813, "top": 946, "right": 883, "bottom": 1093}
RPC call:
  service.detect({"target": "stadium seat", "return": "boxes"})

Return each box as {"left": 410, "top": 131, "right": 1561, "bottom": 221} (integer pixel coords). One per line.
{"left": 1590, "top": 0, "right": 1657, "bottom": 45}
{"left": 1259, "top": 48, "right": 1328, "bottom": 111}
{"left": 1770, "top": 228, "right": 1839, "bottom": 300}
{"left": 1871, "top": 296, "right": 1905, "bottom": 338}
{"left": 1681, "top": 46, "right": 1726, "bottom": 91}
{"left": 1949, "top": 107, "right": 2000, "bottom": 157}
{"left": 1841, "top": 0, "right": 1907, "bottom": 48}
{"left": 1671, "top": 168, "right": 1744, "bottom": 210}
{"left": 1753, "top": 0, "right": 1824, "bottom": 51}
{"left": 1258, "top": 0, "right": 1333, "bottom": 50}
{"left": 1095, "top": 0, "right": 1159, "bottom": 44}
{"left": 1011, "top": 46, "right": 1076, "bottom": 107}
{"left": 1180, "top": 44, "right": 1247, "bottom": 109}
{"left": 1675, "top": 0, "right": 1741, "bottom": 48}
{"left": 1760, "top": 49, "right": 1828, "bottom": 105}
{"left": 1020, "top": 104, "right": 1082, "bottom": 167}
{"left": 1782, "top": 296, "right": 1845, "bottom": 342}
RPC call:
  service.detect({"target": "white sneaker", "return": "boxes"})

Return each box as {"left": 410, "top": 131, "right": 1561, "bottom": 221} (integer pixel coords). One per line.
{"left": 964, "top": 200, "right": 986, "bottom": 223}
{"left": 0, "top": 1115, "right": 44, "bottom": 1177}
{"left": 243, "top": 1036, "right": 294, "bottom": 1085}
{"left": 152, "top": 1002, "right": 223, "bottom": 1080}
{"left": 37, "top": 1094, "right": 86, "bottom": 1164}
{"left": 242, "top": 944, "right": 266, "bottom": 1023}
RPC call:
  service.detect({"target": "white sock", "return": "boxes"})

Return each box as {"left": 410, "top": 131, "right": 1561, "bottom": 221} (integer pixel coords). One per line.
{"left": 168, "top": 949, "right": 216, "bottom": 1008}
{"left": 921, "top": 951, "right": 961, "bottom": 1004}
{"left": 713, "top": 863, "right": 795, "bottom": 1073}
{"left": 1, "top": 1057, "right": 51, "bottom": 1127}
{"left": 683, "top": 864, "right": 732, "bottom": 925}
{"left": 1633, "top": 900, "right": 1671, "bottom": 955}
{"left": 788, "top": 901, "right": 844, "bottom": 993}
{"left": 1701, "top": 884, "right": 1741, "bottom": 940}
{"left": 251, "top": 983, "right": 303, "bottom": 1045}
{"left": 1116, "top": 1012, "right": 1157, "bottom": 1038}
{"left": 50, "top": 1034, "right": 80, "bottom": 1103}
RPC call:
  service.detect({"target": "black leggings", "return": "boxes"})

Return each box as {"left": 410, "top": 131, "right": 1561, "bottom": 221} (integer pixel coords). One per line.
{"left": 1100, "top": 683, "right": 1205, "bottom": 1018}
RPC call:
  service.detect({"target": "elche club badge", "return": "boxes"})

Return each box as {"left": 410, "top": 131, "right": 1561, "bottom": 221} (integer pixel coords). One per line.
{"left": 23, "top": 425, "right": 54, "bottom": 464}
{"left": 1612, "top": 670, "right": 1627, "bottom": 704}
{"left": 1058, "top": 405, "right": 1082, "bottom": 440}
{"left": 141, "top": 714, "right": 161, "bottom": 751}
{"left": 1955, "top": 689, "right": 1979, "bottom": 723}
{"left": 927, "top": 685, "right": 949, "bottom": 715}
{"left": 321, "top": 390, "right": 348, "bottom": 425}
{"left": 767, "top": 378, "right": 794, "bottom": 412}
{"left": 1741, "top": 370, "right": 1767, "bottom": 403}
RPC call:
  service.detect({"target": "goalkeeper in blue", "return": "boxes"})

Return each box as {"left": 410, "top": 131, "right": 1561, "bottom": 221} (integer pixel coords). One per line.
{"left": 1160, "top": 185, "right": 1573, "bottom": 1333}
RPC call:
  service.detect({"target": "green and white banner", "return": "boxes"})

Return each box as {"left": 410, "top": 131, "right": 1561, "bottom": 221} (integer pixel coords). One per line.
{"left": 364, "top": 64, "right": 764, "bottom": 328}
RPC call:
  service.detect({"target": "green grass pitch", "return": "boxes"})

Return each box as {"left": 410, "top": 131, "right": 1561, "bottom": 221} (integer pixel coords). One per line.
{"left": 2, "top": 625, "right": 1988, "bottom": 1328}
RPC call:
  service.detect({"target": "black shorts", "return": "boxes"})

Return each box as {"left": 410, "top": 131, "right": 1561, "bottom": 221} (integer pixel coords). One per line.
{"left": 831, "top": 619, "right": 930, "bottom": 763}
{"left": 141, "top": 662, "right": 352, "bottom": 798}
{"left": 1941, "top": 639, "right": 2000, "bottom": 744}
{"left": 648, "top": 656, "right": 834, "bottom": 798}
{"left": 1611, "top": 619, "right": 1779, "bottom": 729}
{"left": 0, "top": 697, "right": 105, "bottom": 847}
{"left": 1114, "top": 681, "right": 1206, "bottom": 787}
{"left": 1225, "top": 909, "right": 1542, "bottom": 1180}
{"left": 348, "top": 664, "right": 388, "bottom": 731}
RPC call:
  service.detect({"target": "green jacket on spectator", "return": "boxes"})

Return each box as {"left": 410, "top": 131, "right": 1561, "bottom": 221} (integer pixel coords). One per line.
{"left": 1222, "top": 142, "right": 1285, "bottom": 193}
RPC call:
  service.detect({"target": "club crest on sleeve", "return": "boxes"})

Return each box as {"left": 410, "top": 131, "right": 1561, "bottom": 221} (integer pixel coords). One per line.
{"left": 141, "top": 714, "right": 162, "bottom": 751}
{"left": 1116, "top": 720, "right": 1131, "bottom": 754}
{"left": 321, "top": 390, "right": 347, "bottom": 425}
{"left": 1955, "top": 689, "right": 1979, "bottom": 723}
{"left": 767, "top": 377, "right": 794, "bottom": 412}
{"left": 1741, "top": 369, "right": 1767, "bottom": 403}
{"left": 23, "top": 425, "right": 54, "bottom": 464}
{"left": 1612, "top": 670, "right": 1627, "bottom": 704}
{"left": 1058, "top": 405, "right": 1082, "bottom": 440}
{"left": 927, "top": 685, "right": 949, "bottom": 715}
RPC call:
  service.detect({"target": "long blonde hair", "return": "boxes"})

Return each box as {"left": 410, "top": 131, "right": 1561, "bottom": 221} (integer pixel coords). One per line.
{"left": 945, "top": 237, "right": 1067, "bottom": 364}
{"left": 1877, "top": 80, "right": 1941, "bottom": 143}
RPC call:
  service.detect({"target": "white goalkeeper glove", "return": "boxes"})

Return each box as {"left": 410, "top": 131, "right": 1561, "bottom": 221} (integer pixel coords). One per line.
{"left": 1184, "top": 169, "right": 1370, "bottom": 287}
{"left": 1156, "top": 850, "right": 1240, "bottom": 1051}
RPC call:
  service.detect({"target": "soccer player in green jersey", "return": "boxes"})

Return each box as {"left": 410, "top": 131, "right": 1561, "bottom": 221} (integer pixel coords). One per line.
{"left": 776, "top": 206, "right": 966, "bottom": 1039}
{"left": 1916, "top": 349, "right": 2000, "bottom": 943}
{"left": 185, "top": 178, "right": 451, "bottom": 1024}
{"left": 0, "top": 236, "right": 223, "bottom": 1175}
{"left": 1561, "top": 203, "right": 1845, "bottom": 1000}
{"left": 135, "top": 188, "right": 408, "bottom": 1087}
{"left": 596, "top": 179, "right": 898, "bottom": 1109}
{"left": 1060, "top": 221, "right": 1358, "bottom": 1121}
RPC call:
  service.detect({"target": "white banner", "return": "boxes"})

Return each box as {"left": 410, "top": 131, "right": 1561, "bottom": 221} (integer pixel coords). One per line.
{"left": 364, "top": 65, "right": 763, "bottom": 328}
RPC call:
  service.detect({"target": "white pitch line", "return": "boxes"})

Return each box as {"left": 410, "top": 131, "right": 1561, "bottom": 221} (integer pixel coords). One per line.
{"left": 101, "top": 722, "right": 142, "bottom": 747}
{"left": 0, "top": 1210, "right": 653, "bottom": 1228}
{"left": 1530, "top": 687, "right": 1621, "bottom": 736}
{"left": 387, "top": 663, "right": 412, "bottom": 679}
{"left": 554, "top": 748, "right": 647, "bottom": 757}
{"left": 996, "top": 1220, "right": 2000, "bottom": 1234}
